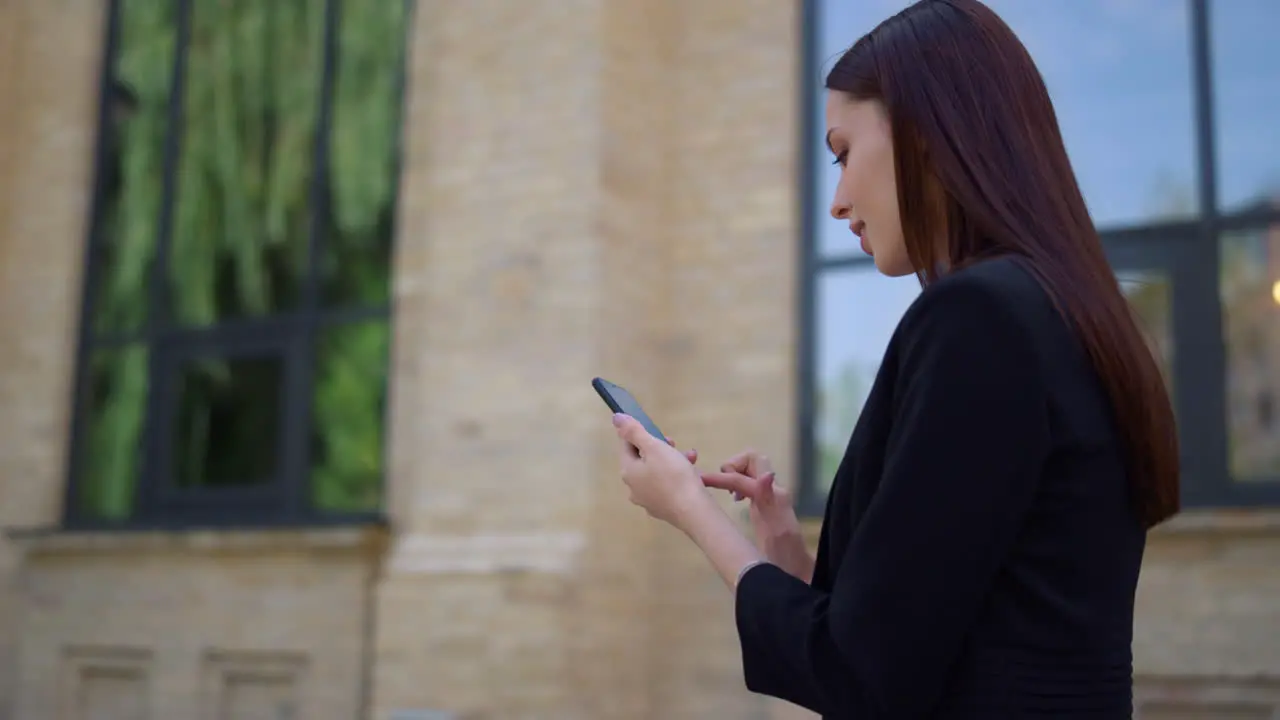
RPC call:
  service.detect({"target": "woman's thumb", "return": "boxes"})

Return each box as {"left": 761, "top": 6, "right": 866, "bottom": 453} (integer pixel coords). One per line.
{"left": 612, "top": 413, "right": 658, "bottom": 451}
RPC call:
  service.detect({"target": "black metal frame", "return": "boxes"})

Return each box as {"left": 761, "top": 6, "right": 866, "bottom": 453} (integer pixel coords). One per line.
{"left": 62, "top": 0, "right": 413, "bottom": 530}
{"left": 796, "top": 0, "right": 1280, "bottom": 516}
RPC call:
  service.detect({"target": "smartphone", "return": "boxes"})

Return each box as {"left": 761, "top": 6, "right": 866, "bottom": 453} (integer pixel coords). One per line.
{"left": 592, "top": 377, "right": 666, "bottom": 441}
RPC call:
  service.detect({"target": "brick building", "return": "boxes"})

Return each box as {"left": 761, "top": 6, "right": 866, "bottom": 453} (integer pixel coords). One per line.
{"left": 0, "top": 1, "right": 1277, "bottom": 719}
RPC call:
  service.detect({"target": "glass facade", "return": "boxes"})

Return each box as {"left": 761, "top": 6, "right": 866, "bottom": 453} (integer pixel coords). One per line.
{"left": 801, "top": 0, "right": 1280, "bottom": 512}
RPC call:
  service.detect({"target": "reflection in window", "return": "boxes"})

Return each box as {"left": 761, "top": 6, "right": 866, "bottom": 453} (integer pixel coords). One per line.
{"left": 311, "top": 321, "right": 390, "bottom": 512}
{"left": 1221, "top": 228, "right": 1280, "bottom": 479}
{"left": 91, "top": 0, "right": 175, "bottom": 335}
{"left": 97, "top": 0, "right": 405, "bottom": 328}
{"left": 77, "top": 345, "right": 148, "bottom": 520}
{"left": 172, "top": 353, "right": 284, "bottom": 488}
{"left": 1117, "top": 269, "right": 1174, "bottom": 394}
{"left": 811, "top": 0, "right": 1197, "bottom": 259}
{"left": 73, "top": 0, "right": 408, "bottom": 524}
{"left": 168, "top": 0, "right": 327, "bottom": 326}
{"left": 322, "top": 0, "right": 405, "bottom": 309}
{"left": 812, "top": 266, "right": 921, "bottom": 494}
{"left": 1210, "top": 0, "right": 1280, "bottom": 215}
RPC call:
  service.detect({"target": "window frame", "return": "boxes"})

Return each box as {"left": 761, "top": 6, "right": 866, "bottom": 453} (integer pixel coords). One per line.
{"left": 61, "top": 0, "right": 410, "bottom": 530}
{"left": 796, "top": 0, "right": 1280, "bottom": 517}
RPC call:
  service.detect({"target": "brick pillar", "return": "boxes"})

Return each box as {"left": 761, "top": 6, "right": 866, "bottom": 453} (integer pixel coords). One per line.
{"left": 0, "top": 2, "right": 106, "bottom": 717}
{"left": 373, "top": 0, "right": 670, "bottom": 716}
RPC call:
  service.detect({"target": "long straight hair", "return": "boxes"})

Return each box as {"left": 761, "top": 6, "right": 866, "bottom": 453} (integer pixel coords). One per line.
{"left": 827, "top": 0, "right": 1180, "bottom": 528}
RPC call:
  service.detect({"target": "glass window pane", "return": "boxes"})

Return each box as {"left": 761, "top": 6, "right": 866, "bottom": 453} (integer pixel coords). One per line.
{"left": 1117, "top": 269, "right": 1175, "bottom": 395}
{"left": 77, "top": 344, "right": 149, "bottom": 521}
{"left": 812, "top": 265, "right": 921, "bottom": 494}
{"left": 322, "top": 0, "right": 408, "bottom": 309}
{"left": 1220, "top": 227, "right": 1280, "bottom": 480}
{"left": 812, "top": 0, "right": 1197, "bottom": 258}
{"left": 1210, "top": 0, "right": 1280, "bottom": 215}
{"left": 172, "top": 353, "right": 284, "bottom": 488}
{"left": 311, "top": 320, "right": 390, "bottom": 512}
{"left": 810, "top": 0, "right": 890, "bottom": 259}
{"left": 983, "top": 0, "right": 1198, "bottom": 226}
{"left": 169, "top": 0, "right": 327, "bottom": 326}
{"left": 91, "top": 0, "right": 176, "bottom": 335}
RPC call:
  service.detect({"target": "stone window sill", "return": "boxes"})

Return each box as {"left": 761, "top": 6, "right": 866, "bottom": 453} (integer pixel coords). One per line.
{"left": 4, "top": 521, "right": 389, "bottom": 558}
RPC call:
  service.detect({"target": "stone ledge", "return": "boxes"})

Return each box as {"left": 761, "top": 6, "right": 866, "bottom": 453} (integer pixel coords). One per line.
{"left": 1135, "top": 673, "right": 1280, "bottom": 715}
{"left": 4, "top": 523, "right": 389, "bottom": 559}
{"left": 1152, "top": 509, "right": 1280, "bottom": 537}
{"left": 385, "top": 532, "right": 586, "bottom": 576}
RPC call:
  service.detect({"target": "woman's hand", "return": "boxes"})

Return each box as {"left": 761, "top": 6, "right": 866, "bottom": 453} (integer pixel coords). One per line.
{"left": 700, "top": 450, "right": 815, "bottom": 583}
{"left": 612, "top": 414, "right": 707, "bottom": 528}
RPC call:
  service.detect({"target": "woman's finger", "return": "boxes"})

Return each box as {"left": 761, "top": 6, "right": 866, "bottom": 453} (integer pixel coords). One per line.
{"left": 720, "top": 452, "right": 752, "bottom": 474}
{"left": 665, "top": 438, "right": 698, "bottom": 465}
{"left": 616, "top": 436, "right": 640, "bottom": 463}
{"left": 719, "top": 450, "right": 773, "bottom": 478}
{"left": 700, "top": 471, "right": 761, "bottom": 498}
{"left": 757, "top": 472, "right": 778, "bottom": 498}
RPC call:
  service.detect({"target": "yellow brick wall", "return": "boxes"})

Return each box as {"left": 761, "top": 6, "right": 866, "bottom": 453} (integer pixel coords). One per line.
{"left": 1, "top": 1, "right": 1278, "bottom": 719}
{"left": 373, "top": 1, "right": 800, "bottom": 716}
{"left": 1134, "top": 518, "right": 1280, "bottom": 716}
{"left": 9, "top": 529, "right": 383, "bottom": 719}
{"left": 0, "top": 2, "right": 106, "bottom": 717}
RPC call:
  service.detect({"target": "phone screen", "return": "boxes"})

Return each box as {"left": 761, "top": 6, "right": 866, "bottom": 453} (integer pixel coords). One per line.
{"left": 592, "top": 377, "right": 665, "bottom": 441}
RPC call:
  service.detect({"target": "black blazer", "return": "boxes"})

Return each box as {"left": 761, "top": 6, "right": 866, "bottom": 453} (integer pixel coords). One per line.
{"left": 735, "top": 256, "right": 1145, "bottom": 718}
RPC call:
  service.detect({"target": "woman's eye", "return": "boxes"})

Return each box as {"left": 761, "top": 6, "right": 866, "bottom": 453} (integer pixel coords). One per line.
{"left": 831, "top": 151, "right": 848, "bottom": 167}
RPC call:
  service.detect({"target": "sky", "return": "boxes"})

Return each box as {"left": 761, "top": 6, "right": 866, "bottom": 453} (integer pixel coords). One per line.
{"left": 813, "top": 0, "right": 1279, "bottom": 422}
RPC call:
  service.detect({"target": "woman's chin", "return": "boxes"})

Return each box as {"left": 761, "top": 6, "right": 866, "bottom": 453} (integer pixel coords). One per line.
{"left": 872, "top": 253, "right": 915, "bottom": 278}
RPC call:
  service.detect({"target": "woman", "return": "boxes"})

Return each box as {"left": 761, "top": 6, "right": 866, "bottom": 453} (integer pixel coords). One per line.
{"left": 609, "top": 0, "right": 1180, "bottom": 717}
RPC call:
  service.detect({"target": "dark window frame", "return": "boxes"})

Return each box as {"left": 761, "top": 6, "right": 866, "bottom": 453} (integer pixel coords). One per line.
{"left": 62, "top": 0, "right": 411, "bottom": 530}
{"left": 796, "top": 0, "right": 1280, "bottom": 517}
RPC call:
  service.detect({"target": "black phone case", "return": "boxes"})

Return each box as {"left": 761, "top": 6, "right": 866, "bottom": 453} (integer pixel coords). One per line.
{"left": 592, "top": 377, "right": 665, "bottom": 440}
{"left": 591, "top": 377, "right": 625, "bottom": 414}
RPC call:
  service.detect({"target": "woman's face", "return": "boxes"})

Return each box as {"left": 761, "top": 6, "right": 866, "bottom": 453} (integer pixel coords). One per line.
{"left": 824, "top": 92, "right": 914, "bottom": 277}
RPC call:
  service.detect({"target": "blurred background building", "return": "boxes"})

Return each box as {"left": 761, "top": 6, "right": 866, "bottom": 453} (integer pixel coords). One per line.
{"left": 0, "top": 0, "right": 1275, "bottom": 718}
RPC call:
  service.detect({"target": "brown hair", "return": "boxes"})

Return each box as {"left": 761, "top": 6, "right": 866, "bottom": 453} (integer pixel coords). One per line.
{"left": 827, "top": 0, "right": 1180, "bottom": 528}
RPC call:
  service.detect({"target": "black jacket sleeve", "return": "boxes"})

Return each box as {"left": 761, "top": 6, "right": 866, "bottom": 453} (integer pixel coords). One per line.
{"left": 734, "top": 278, "right": 1053, "bottom": 717}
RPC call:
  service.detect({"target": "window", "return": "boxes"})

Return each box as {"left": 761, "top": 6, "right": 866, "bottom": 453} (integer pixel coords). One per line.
{"left": 1221, "top": 227, "right": 1280, "bottom": 480}
{"left": 1209, "top": 0, "right": 1280, "bottom": 215}
{"left": 800, "top": 0, "right": 1280, "bottom": 513}
{"left": 809, "top": 267, "right": 920, "bottom": 508}
{"left": 66, "top": 0, "right": 411, "bottom": 528}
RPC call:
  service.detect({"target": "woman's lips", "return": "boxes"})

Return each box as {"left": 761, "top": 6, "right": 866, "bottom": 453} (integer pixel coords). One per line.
{"left": 851, "top": 221, "right": 870, "bottom": 256}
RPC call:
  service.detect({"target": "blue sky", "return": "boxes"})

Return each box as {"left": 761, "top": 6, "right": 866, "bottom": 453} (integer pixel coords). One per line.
{"left": 813, "top": 0, "right": 1279, "bottom": 421}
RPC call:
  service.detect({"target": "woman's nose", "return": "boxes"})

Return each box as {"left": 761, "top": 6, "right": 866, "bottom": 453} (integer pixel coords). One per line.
{"left": 830, "top": 199, "right": 851, "bottom": 221}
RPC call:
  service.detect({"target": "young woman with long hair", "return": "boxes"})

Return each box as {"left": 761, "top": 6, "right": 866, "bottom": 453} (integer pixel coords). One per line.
{"left": 607, "top": 1, "right": 1180, "bottom": 716}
